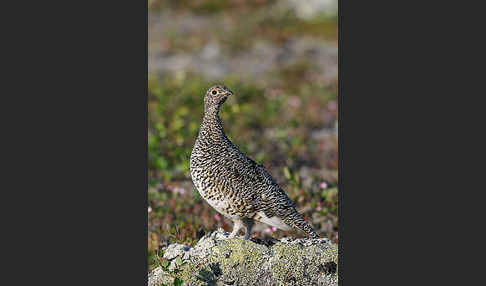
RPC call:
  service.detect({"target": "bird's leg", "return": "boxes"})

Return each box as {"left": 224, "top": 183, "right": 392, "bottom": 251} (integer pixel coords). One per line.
{"left": 228, "top": 219, "right": 244, "bottom": 238}
{"left": 242, "top": 218, "right": 254, "bottom": 240}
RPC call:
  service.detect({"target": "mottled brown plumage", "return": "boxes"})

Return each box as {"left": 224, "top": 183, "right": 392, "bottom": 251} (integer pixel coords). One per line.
{"left": 190, "top": 85, "right": 319, "bottom": 239}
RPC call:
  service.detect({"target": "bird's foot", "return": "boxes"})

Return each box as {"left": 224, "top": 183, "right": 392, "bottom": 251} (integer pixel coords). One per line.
{"left": 227, "top": 233, "right": 245, "bottom": 240}
{"left": 227, "top": 234, "right": 250, "bottom": 240}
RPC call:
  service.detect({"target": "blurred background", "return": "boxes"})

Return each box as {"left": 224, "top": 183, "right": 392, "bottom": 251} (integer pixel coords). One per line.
{"left": 148, "top": 0, "right": 338, "bottom": 271}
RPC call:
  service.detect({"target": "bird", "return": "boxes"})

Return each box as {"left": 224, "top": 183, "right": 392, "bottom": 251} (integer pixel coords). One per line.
{"left": 190, "top": 85, "right": 319, "bottom": 240}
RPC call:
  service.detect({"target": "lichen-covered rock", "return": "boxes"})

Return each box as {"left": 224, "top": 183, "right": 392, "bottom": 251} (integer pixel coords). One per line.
{"left": 148, "top": 229, "right": 338, "bottom": 286}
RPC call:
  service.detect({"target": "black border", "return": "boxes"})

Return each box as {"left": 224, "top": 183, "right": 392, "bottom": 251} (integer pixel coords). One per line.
{"left": 7, "top": 1, "right": 149, "bottom": 285}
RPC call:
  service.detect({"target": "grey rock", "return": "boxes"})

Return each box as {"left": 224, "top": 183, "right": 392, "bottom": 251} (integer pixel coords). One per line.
{"left": 148, "top": 229, "right": 338, "bottom": 286}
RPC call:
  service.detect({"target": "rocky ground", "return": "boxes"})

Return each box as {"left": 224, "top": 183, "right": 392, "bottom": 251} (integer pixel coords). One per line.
{"left": 149, "top": 229, "right": 338, "bottom": 286}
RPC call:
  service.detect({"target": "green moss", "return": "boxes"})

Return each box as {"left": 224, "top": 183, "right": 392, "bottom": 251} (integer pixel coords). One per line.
{"left": 151, "top": 236, "right": 338, "bottom": 286}
{"left": 175, "top": 238, "right": 270, "bottom": 285}
{"left": 271, "top": 242, "right": 338, "bottom": 285}
{"left": 215, "top": 238, "right": 268, "bottom": 267}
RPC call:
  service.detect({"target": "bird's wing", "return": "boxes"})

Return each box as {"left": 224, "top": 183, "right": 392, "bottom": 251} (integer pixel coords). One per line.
{"left": 237, "top": 155, "right": 296, "bottom": 211}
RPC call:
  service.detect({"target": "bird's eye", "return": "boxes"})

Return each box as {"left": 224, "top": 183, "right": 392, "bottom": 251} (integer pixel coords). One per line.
{"left": 212, "top": 90, "right": 217, "bottom": 95}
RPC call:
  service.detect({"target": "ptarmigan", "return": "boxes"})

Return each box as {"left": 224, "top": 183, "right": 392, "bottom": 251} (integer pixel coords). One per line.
{"left": 190, "top": 85, "right": 319, "bottom": 239}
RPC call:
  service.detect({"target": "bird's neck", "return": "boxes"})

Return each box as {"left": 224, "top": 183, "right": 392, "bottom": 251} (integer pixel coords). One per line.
{"left": 200, "top": 106, "right": 226, "bottom": 142}
{"left": 203, "top": 104, "right": 220, "bottom": 119}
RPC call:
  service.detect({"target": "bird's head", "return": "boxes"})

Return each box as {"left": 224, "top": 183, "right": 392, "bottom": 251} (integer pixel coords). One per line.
{"left": 204, "top": 85, "right": 233, "bottom": 112}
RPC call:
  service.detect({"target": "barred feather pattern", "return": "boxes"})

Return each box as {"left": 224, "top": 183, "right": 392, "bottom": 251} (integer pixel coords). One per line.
{"left": 190, "top": 85, "right": 319, "bottom": 239}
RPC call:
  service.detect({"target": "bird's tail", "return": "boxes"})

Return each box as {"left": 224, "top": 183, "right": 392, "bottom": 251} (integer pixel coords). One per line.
{"left": 282, "top": 208, "right": 320, "bottom": 238}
